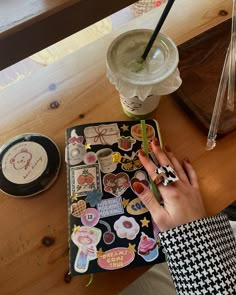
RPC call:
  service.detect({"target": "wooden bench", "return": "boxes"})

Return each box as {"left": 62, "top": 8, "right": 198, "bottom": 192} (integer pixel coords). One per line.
{"left": 0, "top": 0, "right": 136, "bottom": 70}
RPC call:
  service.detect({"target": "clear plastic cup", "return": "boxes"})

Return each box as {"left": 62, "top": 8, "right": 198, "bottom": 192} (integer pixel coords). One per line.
{"left": 106, "top": 29, "right": 181, "bottom": 119}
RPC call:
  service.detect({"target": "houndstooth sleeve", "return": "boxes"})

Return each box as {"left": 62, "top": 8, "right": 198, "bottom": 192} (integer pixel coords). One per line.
{"left": 159, "top": 214, "right": 236, "bottom": 295}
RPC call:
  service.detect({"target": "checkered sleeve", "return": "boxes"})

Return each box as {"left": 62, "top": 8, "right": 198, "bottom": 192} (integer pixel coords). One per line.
{"left": 159, "top": 214, "right": 236, "bottom": 294}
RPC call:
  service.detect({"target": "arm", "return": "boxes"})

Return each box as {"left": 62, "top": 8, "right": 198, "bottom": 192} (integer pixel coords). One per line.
{"left": 160, "top": 214, "right": 236, "bottom": 294}
{"left": 133, "top": 140, "right": 236, "bottom": 294}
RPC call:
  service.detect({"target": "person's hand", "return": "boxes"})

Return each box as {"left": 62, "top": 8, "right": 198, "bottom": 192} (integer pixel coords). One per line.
{"left": 133, "top": 138, "right": 207, "bottom": 232}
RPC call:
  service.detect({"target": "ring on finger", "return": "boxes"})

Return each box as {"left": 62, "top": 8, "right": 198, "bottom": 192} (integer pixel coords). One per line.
{"left": 153, "top": 165, "right": 179, "bottom": 186}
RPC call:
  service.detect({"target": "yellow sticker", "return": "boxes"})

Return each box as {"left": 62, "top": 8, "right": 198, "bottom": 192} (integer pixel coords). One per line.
{"left": 126, "top": 198, "right": 148, "bottom": 215}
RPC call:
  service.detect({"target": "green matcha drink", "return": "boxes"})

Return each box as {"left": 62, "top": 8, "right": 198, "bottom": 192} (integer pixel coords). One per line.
{"left": 106, "top": 29, "right": 181, "bottom": 119}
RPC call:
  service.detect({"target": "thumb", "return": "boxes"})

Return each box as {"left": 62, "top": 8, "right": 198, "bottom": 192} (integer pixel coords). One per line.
{"left": 133, "top": 182, "right": 166, "bottom": 228}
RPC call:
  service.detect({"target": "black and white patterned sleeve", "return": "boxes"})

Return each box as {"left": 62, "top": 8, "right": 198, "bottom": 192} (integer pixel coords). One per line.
{"left": 159, "top": 214, "right": 236, "bottom": 295}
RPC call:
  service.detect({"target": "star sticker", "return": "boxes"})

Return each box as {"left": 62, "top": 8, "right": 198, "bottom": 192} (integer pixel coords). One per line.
{"left": 70, "top": 192, "right": 78, "bottom": 201}
{"left": 140, "top": 217, "right": 150, "bottom": 228}
{"left": 112, "top": 152, "right": 122, "bottom": 163}
{"left": 127, "top": 243, "right": 136, "bottom": 253}
{"left": 122, "top": 198, "right": 130, "bottom": 208}
{"left": 96, "top": 248, "right": 105, "bottom": 258}
{"left": 84, "top": 142, "right": 91, "bottom": 150}
{"left": 121, "top": 124, "right": 129, "bottom": 132}
{"left": 73, "top": 224, "right": 81, "bottom": 234}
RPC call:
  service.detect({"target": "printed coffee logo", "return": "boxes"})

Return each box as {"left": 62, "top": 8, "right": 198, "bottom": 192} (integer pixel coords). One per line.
{"left": 2, "top": 142, "right": 48, "bottom": 184}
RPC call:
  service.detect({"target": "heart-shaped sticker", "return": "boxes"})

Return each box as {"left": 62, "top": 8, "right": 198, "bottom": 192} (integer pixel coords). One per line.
{"left": 103, "top": 172, "right": 130, "bottom": 197}
{"left": 131, "top": 171, "right": 149, "bottom": 194}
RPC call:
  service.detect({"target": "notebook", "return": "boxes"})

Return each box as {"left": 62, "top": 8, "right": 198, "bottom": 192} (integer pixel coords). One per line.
{"left": 66, "top": 119, "right": 166, "bottom": 275}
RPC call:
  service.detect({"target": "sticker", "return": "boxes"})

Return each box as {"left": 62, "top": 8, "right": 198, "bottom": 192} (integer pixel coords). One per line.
{"left": 70, "top": 164, "right": 101, "bottom": 196}
{"left": 122, "top": 198, "right": 130, "bottom": 208}
{"left": 114, "top": 216, "right": 140, "bottom": 240}
{"left": 126, "top": 198, "right": 148, "bottom": 215}
{"left": 71, "top": 226, "right": 101, "bottom": 273}
{"left": 83, "top": 152, "right": 97, "bottom": 165}
{"left": 84, "top": 143, "right": 91, "bottom": 150}
{"left": 65, "top": 143, "right": 86, "bottom": 166}
{"left": 2, "top": 142, "right": 48, "bottom": 185}
{"left": 68, "top": 129, "right": 84, "bottom": 144}
{"left": 96, "top": 148, "right": 117, "bottom": 173}
{"left": 117, "top": 136, "right": 136, "bottom": 151}
{"left": 112, "top": 152, "right": 142, "bottom": 172}
{"left": 131, "top": 123, "right": 155, "bottom": 141}
{"left": 131, "top": 171, "right": 149, "bottom": 194}
{"left": 97, "top": 246, "right": 135, "bottom": 270}
{"left": 81, "top": 208, "right": 100, "bottom": 227}
{"left": 140, "top": 217, "right": 150, "bottom": 228}
{"left": 103, "top": 173, "right": 130, "bottom": 197}
{"left": 85, "top": 189, "right": 103, "bottom": 207}
{"left": 84, "top": 123, "right": 120, "bottom": 145}
{"left": 70, "top": 192, "right": 78, "bottom": 201}
{"left": 71, "top": 200, "right": 86, "bottom": 218}
{"left": 137, "top": 232, "right": 159, "bottom": 262}
{"left": 99, "top": 220, "right": 115, "bottom": 245}
{"left": 96, "top": 196, "right": 124, "bottom": 218}
{"left": 120, "top": 124, "right": 129, "bottom": 132}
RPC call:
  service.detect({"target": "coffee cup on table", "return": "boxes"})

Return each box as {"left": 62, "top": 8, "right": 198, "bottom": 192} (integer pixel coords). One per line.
{"left": 106, "top": 29, "right": 182, "bottom": 119}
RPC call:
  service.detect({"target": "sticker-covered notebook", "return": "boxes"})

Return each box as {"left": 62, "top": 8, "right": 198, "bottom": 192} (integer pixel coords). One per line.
{"left": 66, "top": 120, "right": 165, "bottom": 276}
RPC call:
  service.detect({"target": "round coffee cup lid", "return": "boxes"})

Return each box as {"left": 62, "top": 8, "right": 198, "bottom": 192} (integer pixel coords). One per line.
{"left": 0, "top": 133, "right": 61, "bottom": 197}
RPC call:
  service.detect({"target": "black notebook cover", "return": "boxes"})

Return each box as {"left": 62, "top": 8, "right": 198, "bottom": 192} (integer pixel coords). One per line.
{"left": 66, "top": 120, "right": 166, "bottom": 276}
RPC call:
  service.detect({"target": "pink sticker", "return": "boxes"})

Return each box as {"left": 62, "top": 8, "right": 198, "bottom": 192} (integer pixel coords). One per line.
{"left": 83, "top": 152, "right": 97, "bottom": 165}
{"left": 137, "top": 232, "right": 159, "bottom": 262}
{"left": 97, "top": 247, "right": 135, "bottom": 270}
{"left": 71, "top": 226, "right": 101, "bottom": 273}
{"left": 81, "top": 208, "right": 100, "bottom": 227}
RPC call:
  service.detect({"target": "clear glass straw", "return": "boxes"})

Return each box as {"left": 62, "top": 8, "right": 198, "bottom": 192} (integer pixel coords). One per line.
{"left": 226, "top": 0, "right": 236, "bottom": 111}
{"left": 206, "top": 47, "right": 230, "bottom": 150}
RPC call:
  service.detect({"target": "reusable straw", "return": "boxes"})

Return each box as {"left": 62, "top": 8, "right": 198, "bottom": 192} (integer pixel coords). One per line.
{"left": 131, "top": 0, "right": 175, "bottom": 72}
{"left": 206, "top": 47, "right": 230, "bottom": 150}
{"left": 142, "top": 0, "right": 175, "bottom": 60}
{"left": 226, "top": 0, "right": 236, "bottom": 112}
{"left": 141, "top": 120, "right": 160, "bottom": 201}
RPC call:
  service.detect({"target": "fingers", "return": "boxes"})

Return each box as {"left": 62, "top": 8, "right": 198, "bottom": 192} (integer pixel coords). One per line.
{"left": 138, "top": 149, "right": 159, "bottom": 181}
{"left": 132, "top": 182, "right": 168, "bottom": 228}
{"left": 183, "top": 158, "right": 199, "bottom": 189}
{"left": 164, "top": 145, "right": 189, "bottom": 183}
{"left": 151, "top": 138, "right": 171, "bottom": 167}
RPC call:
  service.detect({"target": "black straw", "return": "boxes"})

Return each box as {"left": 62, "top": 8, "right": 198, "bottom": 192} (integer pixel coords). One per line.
{"left": 142, "top": 0, "right": 175, "bottom": 60}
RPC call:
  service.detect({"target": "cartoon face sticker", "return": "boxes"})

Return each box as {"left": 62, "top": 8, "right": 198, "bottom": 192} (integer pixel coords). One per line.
{"left": 10, "top": 149, "right": 32, "bottom": 170}
{"left": 103, "top": 173, "right": 130, "bottom": 197}
{"left": 71, "top": 226, "right": 101, "bottom": 273}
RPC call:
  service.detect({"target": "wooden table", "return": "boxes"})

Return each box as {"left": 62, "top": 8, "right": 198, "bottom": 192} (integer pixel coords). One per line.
{"left": 0, "top": 1, "right": 234, "bottom": 294}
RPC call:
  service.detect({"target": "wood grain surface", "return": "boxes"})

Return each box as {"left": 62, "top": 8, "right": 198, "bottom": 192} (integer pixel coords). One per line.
{"left": 175, "top": 19, "right": 236, "bottom": 134}
{"left": 0, "top": 1, "right": 235, "bottom": 295}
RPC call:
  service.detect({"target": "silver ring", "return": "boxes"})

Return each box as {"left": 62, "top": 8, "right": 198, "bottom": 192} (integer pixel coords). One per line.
{"left": 155, "top": 165, "right": 179, "bottom": 186}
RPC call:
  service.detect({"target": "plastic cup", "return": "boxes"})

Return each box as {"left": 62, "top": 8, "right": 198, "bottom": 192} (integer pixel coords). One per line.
{"left": 106, "top": 29, "right": 181, "bottom": 119}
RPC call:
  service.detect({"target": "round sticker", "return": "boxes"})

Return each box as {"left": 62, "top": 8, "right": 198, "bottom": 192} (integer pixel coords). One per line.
{"left": 0, "top": 134, "right": 61, "bottom": 197}
{"left": 2, "top": 141, "right": 48, "bottom": 184}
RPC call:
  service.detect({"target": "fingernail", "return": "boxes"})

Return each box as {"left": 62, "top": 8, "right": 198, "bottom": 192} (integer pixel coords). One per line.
{"left": 165, "top": 145, "right": 172, "bottom": 152}
{"left": 153, "top": 138, "right": 159, "bottom": 146}
{"left": 184, "top": 157, "right": 191, "bottom": 164}
{"left": 133, "top": 182, "right": 145, "bottom": 194}
{"left": 139, "top": 149, "right": 146, "bottom": 156}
